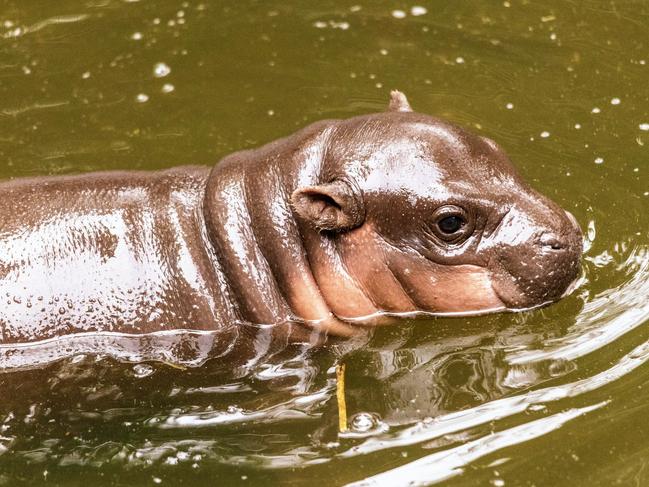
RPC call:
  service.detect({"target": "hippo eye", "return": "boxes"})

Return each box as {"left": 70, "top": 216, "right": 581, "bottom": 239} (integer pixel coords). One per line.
{"left": 428, "top": 205, "right": 472, "bottom": 243}
{"left": 438, "top": 215, "right": 465, "bottom": 234}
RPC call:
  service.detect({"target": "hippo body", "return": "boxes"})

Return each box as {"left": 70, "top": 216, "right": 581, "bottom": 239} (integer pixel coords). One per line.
{"left": 0, "top": 92, "right": 582, "bottom": 345}
{"left": 0, "top": 167, "right": 234, "bottom": 342}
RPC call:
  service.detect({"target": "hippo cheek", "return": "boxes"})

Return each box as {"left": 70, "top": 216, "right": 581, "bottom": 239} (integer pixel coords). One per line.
{"left": 386, "top": 253, "right": 506, "bottom": 314}
{"left": 299, "top": 229, "right": 380, "bottom": 320}
{"left": 333, "top": 225, "right": 419, "bottom": 321}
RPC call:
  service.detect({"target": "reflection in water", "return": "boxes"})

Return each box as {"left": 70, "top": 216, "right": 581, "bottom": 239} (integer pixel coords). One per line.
{"left": 347, "top": 403, "right": 607, "bottom": 487}
{"left": 338, "top": 328, "right": 649, "bottom": 462}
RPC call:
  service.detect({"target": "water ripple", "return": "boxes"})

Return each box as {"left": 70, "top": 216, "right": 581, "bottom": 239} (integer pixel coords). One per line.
{"left": 347, "top": 403, "right": 607, "bottom": 486}
{"left": 334, "top": 337, "right": 649, "bottom": 462}
{"left": 507, "top": 245, "right": 649, "bottom": 365}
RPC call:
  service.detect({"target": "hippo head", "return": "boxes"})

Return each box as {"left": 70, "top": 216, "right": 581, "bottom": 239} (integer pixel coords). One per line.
{"left": 290, "top": 91, "right": 582, "bottom": 326}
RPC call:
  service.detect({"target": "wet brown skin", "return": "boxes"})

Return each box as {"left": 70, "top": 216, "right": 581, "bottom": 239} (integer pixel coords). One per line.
{"left": 0, "top": 92, "right": 582, "bottom": 344}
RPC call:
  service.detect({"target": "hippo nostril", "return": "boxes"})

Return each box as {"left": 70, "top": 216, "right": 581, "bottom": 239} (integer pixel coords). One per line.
{"left": 539, "top": 233, "right": 565, "bottom": 250}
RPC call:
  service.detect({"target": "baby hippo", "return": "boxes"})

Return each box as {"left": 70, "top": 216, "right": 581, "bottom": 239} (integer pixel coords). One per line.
{"left": 0, "top": 92, "right": 582, "bottom": 344}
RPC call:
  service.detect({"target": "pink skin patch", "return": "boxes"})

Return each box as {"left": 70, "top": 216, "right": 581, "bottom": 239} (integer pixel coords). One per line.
{"left": 308, "top": 224, "right": 506, "bottom": 328}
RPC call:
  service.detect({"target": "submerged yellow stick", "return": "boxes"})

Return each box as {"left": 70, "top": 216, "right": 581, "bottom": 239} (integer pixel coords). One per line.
{"left": 336, "top": 363, "right": 348, "bottom": 433}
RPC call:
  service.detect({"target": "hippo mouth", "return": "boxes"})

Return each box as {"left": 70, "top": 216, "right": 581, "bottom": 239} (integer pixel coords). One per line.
{"left": 488, "top": 264, "right": 583, "bottom": 313}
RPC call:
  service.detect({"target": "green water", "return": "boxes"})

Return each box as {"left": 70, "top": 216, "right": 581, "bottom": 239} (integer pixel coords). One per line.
{"left": 0, "top": 0, "right": 648, "bottom": 485}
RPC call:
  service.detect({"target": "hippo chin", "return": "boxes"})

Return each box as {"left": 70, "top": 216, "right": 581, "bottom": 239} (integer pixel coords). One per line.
{"left": 0, "top": 91, "right": 582, "bottom": 344}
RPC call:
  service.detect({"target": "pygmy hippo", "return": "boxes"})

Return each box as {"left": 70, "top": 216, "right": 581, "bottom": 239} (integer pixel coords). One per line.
{"left": 0, "top": 92, "right": 582, "bottom": 345}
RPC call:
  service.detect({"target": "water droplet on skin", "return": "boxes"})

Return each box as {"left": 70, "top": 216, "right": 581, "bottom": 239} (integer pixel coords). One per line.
{"left": 639, "top": 123, "right": 649, "bottom": 131}
{"left": 161, "top": 83, "right": 175, "bottom": 93}
{"left": 611, "top": 97, "right": 621, "bottom": 105}
{"left": 455, "top": 56, "right": 465, "bottom": 64}
{"left": 153, "top": 62, "right": 171, "bottom": 78}
{"left": 506, "top": 102, "right": 514, "bottom": 109}
{"left": 540, "top": 131, "right": 550, "bottom": 138}
{"left": 58, "top": 307, "right": 66, "bottom": 315}
{"left": 591, "top": 107, "right": 601, "bottom": 114}
{"left": 391, "top": 9, "right": 407, "bottom": 19}
{"left": 136, "top": 93, "right": 149, "bottom": 103}
{"left": 594, "top": 157, "right": 604, "bottom": 164}
{"left": 131, "top": 32, "right": 143, "bottom": 40}
{"left": 411, "top": 6, "right": 427, "bottom": 16}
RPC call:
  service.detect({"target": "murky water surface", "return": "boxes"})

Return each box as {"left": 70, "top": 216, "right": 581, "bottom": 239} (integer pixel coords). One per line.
{"left": 1, "top": 1, "right": 648, "bottom": 485}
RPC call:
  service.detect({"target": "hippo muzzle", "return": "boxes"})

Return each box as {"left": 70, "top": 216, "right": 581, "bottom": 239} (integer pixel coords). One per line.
{"left": 486, "top": 203, "right": 583, "bottom": 310}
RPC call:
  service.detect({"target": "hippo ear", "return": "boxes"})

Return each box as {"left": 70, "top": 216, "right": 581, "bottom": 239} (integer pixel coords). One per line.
{"left": 291, "top": 180, "right": 365, "bottom": 232}
{"left": 388, "top": 90, "right": 412, "bottom": 112}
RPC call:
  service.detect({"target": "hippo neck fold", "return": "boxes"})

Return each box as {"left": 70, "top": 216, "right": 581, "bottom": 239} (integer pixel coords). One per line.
{"left": 202, "top": 123, "right": 365, "bottom": 340}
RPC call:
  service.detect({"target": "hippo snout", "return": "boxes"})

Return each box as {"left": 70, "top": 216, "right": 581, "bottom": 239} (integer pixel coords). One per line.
{"left": 491, "top": 208, "right": 583, "bottom": 310}
{"left": 538, "top": 232, "right": 568, "bottom": 251}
